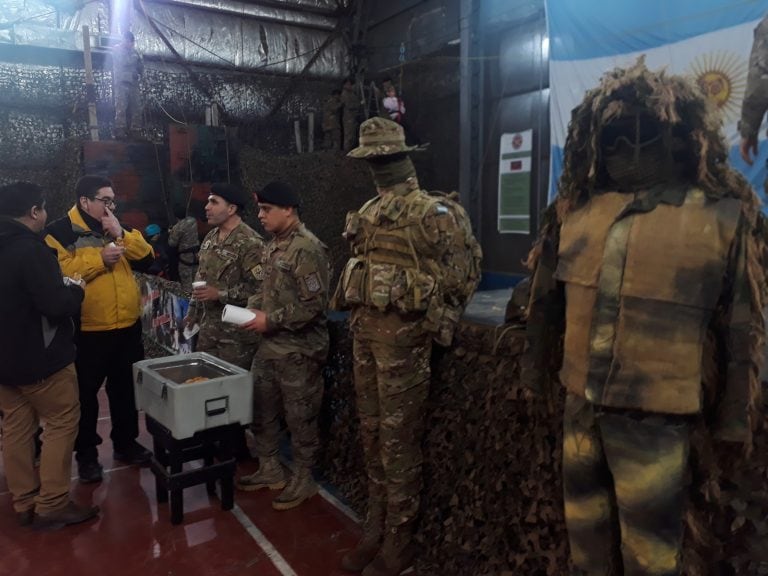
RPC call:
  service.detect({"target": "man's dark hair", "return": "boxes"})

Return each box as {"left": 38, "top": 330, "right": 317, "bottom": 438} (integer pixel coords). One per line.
{"left": 0, "top": 181, "right": 45, "bottom": 218}
{"left": 75, "top": 175, "right": 113, "bottom": 200}
{"left": 123, "top": 31, "right": 135, "bottom": 43}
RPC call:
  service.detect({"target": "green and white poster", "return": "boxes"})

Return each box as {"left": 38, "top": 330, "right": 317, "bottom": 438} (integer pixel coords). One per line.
{"left": 498, "top": 130, "right": 532, "bottom": 234}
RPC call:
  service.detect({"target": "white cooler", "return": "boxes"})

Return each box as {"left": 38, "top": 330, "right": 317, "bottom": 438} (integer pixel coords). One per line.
{"left": 133, "top": 352, "right": 253, "bottom": 439}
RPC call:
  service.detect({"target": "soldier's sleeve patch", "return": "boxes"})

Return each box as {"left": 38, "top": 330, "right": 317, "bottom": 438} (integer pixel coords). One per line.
{"left": 251, "top": 263, "right": 264, "bottom": 281}
{"left": 303, "top": 272, "right": 321, "bottom": 293}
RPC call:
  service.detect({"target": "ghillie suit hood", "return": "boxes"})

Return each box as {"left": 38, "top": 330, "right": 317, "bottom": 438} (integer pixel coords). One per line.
{"left": 523, "top": 58, "right": 766, "bottom": 576}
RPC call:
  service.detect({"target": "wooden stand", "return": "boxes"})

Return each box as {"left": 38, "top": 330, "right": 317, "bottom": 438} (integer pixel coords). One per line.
{"left": 145, "top": 415, "right": 238, "bottom": 524}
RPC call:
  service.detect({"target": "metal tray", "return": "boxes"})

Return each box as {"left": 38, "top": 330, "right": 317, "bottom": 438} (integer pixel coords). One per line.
{"left": 148, "top": 358, "right": 236, "bottom": 385}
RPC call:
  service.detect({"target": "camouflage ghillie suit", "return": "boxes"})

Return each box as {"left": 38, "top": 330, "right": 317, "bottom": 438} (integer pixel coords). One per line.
{"left": 333, "top": 117, "right": 481, "bottom": 576}
{"left": 524, "top": 59, "right": 766, "bottom": 576}
{"left": 247, "top": 222, "right": 330, "bottom": 471}
{"left": 189, "top": 222, "right": 264, "bottom": 369}
{"left": 168, "top": 216, "right": 199, "bottom": 289}
{"left": 322, "top": 93, "right": 342, "bottom": 150}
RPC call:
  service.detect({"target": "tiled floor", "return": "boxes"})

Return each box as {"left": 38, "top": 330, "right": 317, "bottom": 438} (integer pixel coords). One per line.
{"left": 0, "top": 392, "right": 365, "bottom": 576}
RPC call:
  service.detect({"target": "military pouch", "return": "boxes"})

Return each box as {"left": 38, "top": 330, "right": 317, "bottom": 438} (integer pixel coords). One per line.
{"left": 391, "top": 268, "right": 436, "bottom": 313}
{"left": 368, "top": 263, "right": 397, "bottom": 310}
{"left": 340, "top": 257, "right": 366, "bottom": 305}
{"left": 343, "top": 211, "right": 361, "bottom": 240}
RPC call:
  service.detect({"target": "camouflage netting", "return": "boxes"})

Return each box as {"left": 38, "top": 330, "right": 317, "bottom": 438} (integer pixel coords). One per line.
{"left": 319, "top": 320, "right": 569, "bottom": 576}
{"left": 0, "top": 59, "right": 337, "bottom": 191}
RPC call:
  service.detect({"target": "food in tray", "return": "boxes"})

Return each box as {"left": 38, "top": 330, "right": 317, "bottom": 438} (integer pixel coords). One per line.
{"left": 183, "top": 376, "right": 210, "bottom": 384}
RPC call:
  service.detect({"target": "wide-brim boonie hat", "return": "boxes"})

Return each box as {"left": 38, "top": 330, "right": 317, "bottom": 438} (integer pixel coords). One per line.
{"left": 347, "top": 117, "right": 419, "bottom": 159}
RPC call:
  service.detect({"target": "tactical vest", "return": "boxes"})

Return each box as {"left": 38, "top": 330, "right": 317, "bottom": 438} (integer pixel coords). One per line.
{"left": 336, "top": 182, "right": 443, "bottom": 317}
{"left": 555, "top": 188, "right": 742, "bottom": 415}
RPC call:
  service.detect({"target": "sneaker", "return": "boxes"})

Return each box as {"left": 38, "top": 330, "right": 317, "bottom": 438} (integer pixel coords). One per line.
{"left": 113, "top": 441, "right": 152, "bottom": 466}
{"left": 32, "top": 501, "right": 99, "bottom": 531}
{"left": 78, "top": 460, "right": 104, "bottom": 484}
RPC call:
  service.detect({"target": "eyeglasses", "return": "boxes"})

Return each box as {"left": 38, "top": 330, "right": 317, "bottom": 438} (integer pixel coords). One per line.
{"left": 91, "top": 196, "right": 117, "bottom": 209}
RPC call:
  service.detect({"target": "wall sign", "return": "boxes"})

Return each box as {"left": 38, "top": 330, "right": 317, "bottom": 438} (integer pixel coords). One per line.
{"left": 498, "top": 130, "right": 532, "bottom": 234}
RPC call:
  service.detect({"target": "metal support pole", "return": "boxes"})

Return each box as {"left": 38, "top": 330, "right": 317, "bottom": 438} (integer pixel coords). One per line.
{"left": 459, "top": 0, "right": 482, "bottom": 239}
{"left": 82, "top": 25, "right": 99, "bottom": 141}
{"left": 294, "top": 119, "right": 302, "bottom": 154}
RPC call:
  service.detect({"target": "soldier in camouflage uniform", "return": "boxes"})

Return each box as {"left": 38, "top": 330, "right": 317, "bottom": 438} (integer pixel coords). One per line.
{"left": 185, "top": 183, "right": 264, "bottom": 369}
{"left": 168, "top": 207, "right": 199, "bottom": 290}
{"left": 333, "top": 118, "right": 479, "bottom": 576}
{"left": 235, "top": 182, "right": 330, "bottom": 511}
{"left": 322, "top": 89, "right": 343, "bottom": 150}
{"left": 341, "top": 78, "right": 362, "bottom": 152}
{"left": 739, "top": 14, "right": 768, "bottom": 166}
{"left": 524, "top": 60, "right": 765, "bottom": 576}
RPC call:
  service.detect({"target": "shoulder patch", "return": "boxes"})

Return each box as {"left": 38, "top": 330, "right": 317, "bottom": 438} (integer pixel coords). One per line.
{"left": 303, "top": 272, "right": 321, "bottom": 293}
{"left": 251, "top": 263, "right": 265, "bottom": 281}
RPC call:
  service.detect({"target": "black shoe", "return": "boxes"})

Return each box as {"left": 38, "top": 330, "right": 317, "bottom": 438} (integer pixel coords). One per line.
{"left": 32, "top": 501, "right": 99, "bottom": 531}
{"left": 113, "top": 441, "right": 152, "bottom": 466}
{"left": 78, "top": 460, "right": 104, "bottom": 484}
{"left": 17, "top": 508, "right": 34, "bottom": 527}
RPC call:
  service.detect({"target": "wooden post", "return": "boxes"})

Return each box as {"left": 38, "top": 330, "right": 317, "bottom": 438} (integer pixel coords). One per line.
{"left": 82, "top": 25, "right": 99, "bottom": 141}
{"left": 294, "top": 119, "right": 302, "bottom": 154}
{"left": 307, "top": 112, "right": 315, "bottom": 153}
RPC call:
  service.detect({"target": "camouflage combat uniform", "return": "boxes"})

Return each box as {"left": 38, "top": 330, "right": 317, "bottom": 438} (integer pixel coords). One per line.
{"left": 247, "top": 221, "right": 329, "bottom": 468}
{"left": 322, "top": 93, "right": 342, "bottom": 150}
{"left": 739, "top": 15, "right": 768, "bottom": 147}
{"left": 525, "top": 61, "right": 765, "bottom": 576}
{"left": 341, "top": 84, "right": 362, "bottom": 152}
{"left": 168, "top": 216, "right": 199, "bottom": 289}
{"left": 189, "top": 222, "right": 264, "bottom": 369}
{"left": 334, "top": 117, "right": 480, "bottom": 576}
{"left": 113, "top": 41, "right": 143, "bottom": 138}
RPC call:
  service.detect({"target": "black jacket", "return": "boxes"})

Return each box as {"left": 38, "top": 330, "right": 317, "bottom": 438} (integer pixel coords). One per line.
{"left": 0, "top": 217, "right": 84, "bottom": 385}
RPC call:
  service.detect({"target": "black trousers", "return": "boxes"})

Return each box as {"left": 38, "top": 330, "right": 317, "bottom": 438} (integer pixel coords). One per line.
{"left": 74, "top": 321, "right": 144, "bottom": 462}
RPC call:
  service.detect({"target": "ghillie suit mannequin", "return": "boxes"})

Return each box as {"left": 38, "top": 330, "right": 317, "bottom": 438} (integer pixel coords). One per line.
{"left": 523, "top": 58, "right": 766, "bottom": 576}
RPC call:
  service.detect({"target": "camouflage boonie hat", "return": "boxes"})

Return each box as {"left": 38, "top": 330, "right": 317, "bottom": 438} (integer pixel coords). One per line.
{"left": 347, "top": 117, "right": 419, "bottom": 159}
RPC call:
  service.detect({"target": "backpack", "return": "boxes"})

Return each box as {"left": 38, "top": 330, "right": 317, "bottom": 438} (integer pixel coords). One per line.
{"left": 426, "top": 190, "right": 483, "bottom": 309}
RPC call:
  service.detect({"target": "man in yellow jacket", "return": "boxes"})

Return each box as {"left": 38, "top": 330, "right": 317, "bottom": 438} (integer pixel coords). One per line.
{"left": 46, "top": 175, "right": 154, "bottom": 483}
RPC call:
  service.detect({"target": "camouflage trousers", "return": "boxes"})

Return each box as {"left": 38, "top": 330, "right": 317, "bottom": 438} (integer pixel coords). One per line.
{"left": 352, "top": 336, "right": 431, "bottom": 528}
{"left": 114, "top": 82, "right": 142, "bottom": 136}
{"left": 563, "top": 393, "right": 690, "bottom": 576}
{"left": 196, "top": 327, "right": 255, "bottom": 370}
{"left": 323, "top": 128, "right": 341, "bottom": 150}
{"left": 250, "top": 354, "right": 324, "bottom": 468}
{"left": 177, "top": 263, "right": 198, "bottom": 291}
{"left": 343, "top": 118, "right": 358, "bottom": 152}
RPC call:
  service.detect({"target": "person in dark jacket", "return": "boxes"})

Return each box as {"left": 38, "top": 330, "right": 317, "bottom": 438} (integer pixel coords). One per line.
{"left": 0, "top": 181, "right": 99, "bottom": 530}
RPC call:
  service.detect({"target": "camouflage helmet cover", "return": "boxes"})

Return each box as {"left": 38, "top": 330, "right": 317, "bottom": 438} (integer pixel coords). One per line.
{"left": 347, "top": 117, "right": 419, "bottom": 159}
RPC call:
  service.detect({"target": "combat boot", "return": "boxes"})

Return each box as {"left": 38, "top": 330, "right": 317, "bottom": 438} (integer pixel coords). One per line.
{"left": 236, "top": 456, "right": 286, "bottom": 491}
{"left": 361, "top": 523, "right": 418, "bottom": 576}
{"left": 341, "top": 500, "right": 385, "bottom": 572}
{"left": 272, "top": 467, "right": 318, "bottom": 510}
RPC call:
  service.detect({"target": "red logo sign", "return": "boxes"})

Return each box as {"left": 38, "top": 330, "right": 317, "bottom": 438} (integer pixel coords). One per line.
{"left": 512, "top": 133, "right": 524, "bottom": 150}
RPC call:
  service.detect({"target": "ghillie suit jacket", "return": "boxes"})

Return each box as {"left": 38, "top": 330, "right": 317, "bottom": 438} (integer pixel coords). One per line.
{"left": 523, "top": 59, "right": 767, "bottom": 575}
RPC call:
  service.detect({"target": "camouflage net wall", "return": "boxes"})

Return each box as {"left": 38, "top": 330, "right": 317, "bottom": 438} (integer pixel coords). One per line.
{"left": 0, "top": 59, "right": 336, "bottom": 193}
{"left": 319, "top": 321, "right": 569, "bottom": 576}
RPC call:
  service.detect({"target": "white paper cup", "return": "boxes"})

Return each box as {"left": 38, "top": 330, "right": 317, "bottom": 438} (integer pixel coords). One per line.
{"left": 221, "top": 304, "right": 256, "bottom": 325}
{"left": 192, "top": 280, "right": 207, "bottom": 290}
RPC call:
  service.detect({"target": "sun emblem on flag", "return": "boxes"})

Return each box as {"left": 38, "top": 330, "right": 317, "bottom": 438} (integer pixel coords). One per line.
{"left": 688, "top": 52, "right": 748, "bottom": 124}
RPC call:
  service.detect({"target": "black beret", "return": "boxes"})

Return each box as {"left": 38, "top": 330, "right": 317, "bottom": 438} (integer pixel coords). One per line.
{"left": 256, "top": 181, "right": 300, "bottom": 208}
{"left": 210, "top": 183, "right": 247, "bottom": 209}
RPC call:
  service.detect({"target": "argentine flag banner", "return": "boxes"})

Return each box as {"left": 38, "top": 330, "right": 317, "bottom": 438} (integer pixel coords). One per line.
{"left": 546, "top": 0, "right": 768, "bottom": 205}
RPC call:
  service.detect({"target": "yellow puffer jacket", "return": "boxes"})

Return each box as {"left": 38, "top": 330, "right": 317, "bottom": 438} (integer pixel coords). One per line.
{"left": 45, "top": 206, "right": 153, "bottom": 332}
